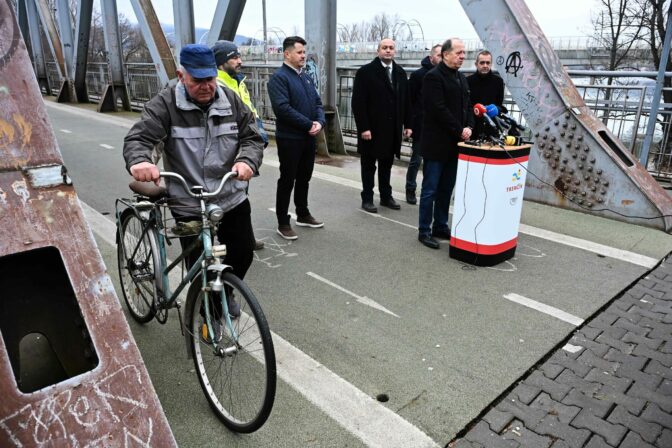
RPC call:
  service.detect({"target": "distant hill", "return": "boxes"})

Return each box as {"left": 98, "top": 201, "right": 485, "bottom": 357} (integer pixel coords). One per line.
{"left": 160, "top": 23, "right": 257, "bottom": 45}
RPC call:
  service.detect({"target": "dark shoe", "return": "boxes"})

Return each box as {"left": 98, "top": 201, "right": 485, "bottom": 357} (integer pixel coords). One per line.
{"left": 418, "top": 234, "right": 440, "bottom": 249}
{"left": 406, "top": 189, "right": 417, "bottom": 205}
{"left": 277, "top": 225, "right": 298, "bottom": 240}
{"left": 296, "top": 214, "right": 324, "bottom": 228}
{"left": 380, "top": 197, "right": 401, "bottom": 210}
{"left": 254, "top": 239, "right": 265, "bottom": 250}
{"left": 362, "top": 201, "right": 378, "bottom": 213}
{"left": 432, "top": 229, "right": 451, "bottom": 240}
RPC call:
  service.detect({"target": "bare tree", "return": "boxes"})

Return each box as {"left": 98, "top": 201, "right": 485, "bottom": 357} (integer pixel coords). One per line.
{"left": 119, "top": 14, "right": 150, "bottom": 62}
{"left": 590, "top": 0, "right": 648, "bottom": 123}
{"left": 638, "top": 0, "right": 671, "bottom": 102}
{"left": 591, "top": 0, "right": 647, "bottom": 71}
{"left": 337, "top": 13, "right": 415, "bottom": 43}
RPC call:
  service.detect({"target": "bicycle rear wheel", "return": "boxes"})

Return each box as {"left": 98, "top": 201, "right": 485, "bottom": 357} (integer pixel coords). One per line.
{"left": 186, "top": 272, "right": 276, "bottom": 433}
{"left": 117, "top": 211, "right": 159, "bottom": 323}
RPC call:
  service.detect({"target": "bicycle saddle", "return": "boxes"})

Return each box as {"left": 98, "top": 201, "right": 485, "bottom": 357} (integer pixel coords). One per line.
{"left": 129, "top": 180, "right": 167, "bottom": 201}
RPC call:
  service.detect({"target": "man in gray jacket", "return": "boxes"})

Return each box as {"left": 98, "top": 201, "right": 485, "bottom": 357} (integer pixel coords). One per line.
{"left": 123, "top": 44, "right": 264, "bottom": 301}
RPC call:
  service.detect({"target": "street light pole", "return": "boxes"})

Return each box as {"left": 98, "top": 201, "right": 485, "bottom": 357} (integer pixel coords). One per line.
{"left": 262, "top": 0, "right": 268, "bottom": 63}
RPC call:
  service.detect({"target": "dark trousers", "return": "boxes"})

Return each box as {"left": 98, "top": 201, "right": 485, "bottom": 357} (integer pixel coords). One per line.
{"left": 177, "top": 199, "right": 254, "bottom": 281}
{"left": 276, "top": 137, "right": 316, "bottom": 225}
{"left": 360, "top": 153, "right": 393, "bottom": 202}
{"left": 405, "top": 137, "right": 423, "bottom": 192}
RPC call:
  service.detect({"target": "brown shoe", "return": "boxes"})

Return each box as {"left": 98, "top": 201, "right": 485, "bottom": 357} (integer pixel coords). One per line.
{"left": 296, "top": 215, "right": 324, "bottom": 228}
{"left": 254, "top": 239, "right": 265, "bottom": 250}
{"left": 277, "top": 225, "right": 298, "bottom": 240}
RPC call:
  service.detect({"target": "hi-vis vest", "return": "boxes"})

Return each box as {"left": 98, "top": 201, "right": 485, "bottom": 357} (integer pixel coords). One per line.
{"left": 217, "top": 70, "right": 259, "bottom": 119}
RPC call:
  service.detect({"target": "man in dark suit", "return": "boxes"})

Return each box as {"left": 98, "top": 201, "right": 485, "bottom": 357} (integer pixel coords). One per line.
{"left": 417, "top": 38, "right": 474, "bottom": 249}
{"left": 406, "top": 44, "right": 442, "bottom": 205}
{"left": 352, "top": 38, "right": 412, "bottom": 213}
{"left": 466, "top": 50, "right": 505, "bottom": 140}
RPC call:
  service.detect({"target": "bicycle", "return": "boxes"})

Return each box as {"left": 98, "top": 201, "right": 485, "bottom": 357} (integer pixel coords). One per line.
{"left": 115, "top": 171, "right": 276, "bottom": 433}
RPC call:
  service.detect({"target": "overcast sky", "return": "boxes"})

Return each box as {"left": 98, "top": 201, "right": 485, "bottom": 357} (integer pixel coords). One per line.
{"left": 114, "top": 0, "right": 597, "bottom": 42}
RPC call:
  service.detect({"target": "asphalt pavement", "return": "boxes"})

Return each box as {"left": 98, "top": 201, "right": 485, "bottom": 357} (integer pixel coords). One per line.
{"left": 45, "top": 99, "right": 672, "bottom": 447}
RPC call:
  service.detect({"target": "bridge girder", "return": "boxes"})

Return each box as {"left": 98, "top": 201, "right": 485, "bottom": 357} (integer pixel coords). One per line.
{"left": 460, "top": 0, "right": 672, "bottom": 231}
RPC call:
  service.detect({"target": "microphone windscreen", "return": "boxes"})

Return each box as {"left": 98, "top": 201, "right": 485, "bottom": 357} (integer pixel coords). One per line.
{"left": 473, "top": 103, "right": 487, "bottom": 117}
{"left": 504, "top": 136, "right": 518, "bottom": 146}
{"left": 486, "top": 104, "right": 499, "bottom": 118}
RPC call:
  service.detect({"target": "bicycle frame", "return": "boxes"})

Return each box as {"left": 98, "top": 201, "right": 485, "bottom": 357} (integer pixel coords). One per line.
{"left": 116, "top": 171, "right": 240, "bottom": 354}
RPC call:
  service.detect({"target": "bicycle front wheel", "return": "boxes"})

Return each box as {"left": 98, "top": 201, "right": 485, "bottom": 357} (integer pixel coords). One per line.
{"left": 117, "top": 211, "right": 159, "bottom": 323}
{"left": 186, "top": 272, "right": 276, "bottom": 433}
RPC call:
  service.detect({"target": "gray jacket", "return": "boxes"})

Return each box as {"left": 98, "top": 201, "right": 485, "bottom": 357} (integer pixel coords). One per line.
{"left": 124, "top": 82, "right": 264, "bottom": 217}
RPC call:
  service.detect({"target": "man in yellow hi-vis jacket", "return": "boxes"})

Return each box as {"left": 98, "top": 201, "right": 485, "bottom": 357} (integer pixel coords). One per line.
{"left": 213, "top": 40, "right": 269, "bottom": 250}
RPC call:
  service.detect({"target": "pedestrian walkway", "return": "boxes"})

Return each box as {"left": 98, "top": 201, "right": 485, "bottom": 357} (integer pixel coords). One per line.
{"left": 451, "top": 252, "right": 672, "bottom": 447}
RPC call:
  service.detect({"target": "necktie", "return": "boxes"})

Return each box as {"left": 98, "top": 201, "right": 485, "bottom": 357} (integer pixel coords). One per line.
{"left": 387, "top": 66, "right": 392, "bottom": 83}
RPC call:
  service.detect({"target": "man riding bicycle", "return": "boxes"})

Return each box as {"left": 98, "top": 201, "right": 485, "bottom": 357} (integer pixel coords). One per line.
{"left": 123, "top": 44, "right": 264, "bottom": 316}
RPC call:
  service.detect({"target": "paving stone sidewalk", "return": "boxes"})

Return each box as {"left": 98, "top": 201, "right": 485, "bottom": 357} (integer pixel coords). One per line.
{"left": 450, "top": 253, "right": 672, "bottom": 448}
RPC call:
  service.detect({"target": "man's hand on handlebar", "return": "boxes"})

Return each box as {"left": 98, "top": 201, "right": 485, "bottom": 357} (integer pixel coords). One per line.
{"left": 232, "top": 161, "right": 254, "bottom": 181}
{"left": 130, "top": 162, "right": 160, "bottom": 185}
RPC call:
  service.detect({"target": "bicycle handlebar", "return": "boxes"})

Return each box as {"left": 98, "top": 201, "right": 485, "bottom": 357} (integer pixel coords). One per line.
{"left": 159, "top": 171, "right": 238, "bottom": 198}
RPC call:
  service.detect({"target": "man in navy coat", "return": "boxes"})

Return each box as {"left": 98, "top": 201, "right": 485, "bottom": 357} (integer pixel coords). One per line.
{"left": 268, "top": 36, "right": 326, "bottom": 240}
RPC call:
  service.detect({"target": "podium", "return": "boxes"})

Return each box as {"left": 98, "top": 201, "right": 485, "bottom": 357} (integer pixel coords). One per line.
{"left": 449, "top": 143, "right": 531, "bottom": 266}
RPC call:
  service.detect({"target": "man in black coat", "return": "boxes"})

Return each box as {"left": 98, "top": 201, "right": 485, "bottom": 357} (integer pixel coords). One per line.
{"left": 466, "top": 50, "right": 505, "bottom": 140}
{"left": 406, "top": 44, "right": 442, "bottom": 205}
{"left": 417, "top": 38, "right": 474, "bottom": 249}
{"left": 352, "top": 38, "right": 412, "bottom": 213}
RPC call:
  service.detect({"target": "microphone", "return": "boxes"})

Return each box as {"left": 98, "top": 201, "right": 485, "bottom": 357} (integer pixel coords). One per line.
{"left": 504, "top": 136, "right": 533, "bottom": 146}
{"left": 498, "top": 112, "right": 526, "bottom": 132}
{"left": 473, "top": 103, "right": 496, "bottom": 129}
{"left": 473, "top": 103, "right": 487, "bottom": 118}
{"left": 483, "top": 104, "right": 508, "bottom": 133}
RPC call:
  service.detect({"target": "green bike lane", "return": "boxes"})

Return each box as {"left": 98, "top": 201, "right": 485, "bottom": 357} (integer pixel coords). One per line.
{"left": 46, "top": 100, "right": 672, "bottom": 446}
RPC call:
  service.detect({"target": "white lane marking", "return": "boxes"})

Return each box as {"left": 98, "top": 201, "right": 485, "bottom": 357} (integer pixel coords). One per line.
{"left": 518, "top": 224, "right": 657, "bottom": 268}
{"left": 60, "top": 129, "right": 72, "bottom": 133}
{"left": 100, "top": 144, "right": 115, "bottom": 149}
{"left": 356, "top": 204, "right": 655, "bottom": 268}
{"left": 503, "top": 293, "right": 584, "bottom": 326}
{"left": 268, "top": 207, "right": 297, "bottom": 221}
{"left": 45, "top": 100, "right": 137, "bottom": 129}
{"left": 81, "top": 201, "right": 435, "bottom": 447}
{"left": 49, "top": 102, "right": 658, "bottom": 269}
{"left": 356, "top": 208, "right": 417, "bottom": 230}
{"left": 307, "top": 272, "right": 400, "bottom": 318}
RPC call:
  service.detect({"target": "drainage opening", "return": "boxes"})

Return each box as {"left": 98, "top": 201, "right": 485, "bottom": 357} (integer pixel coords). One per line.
{"left": 376, "top": 393, "right": 390, "bottom": 403}
{"left": 0, "top": 246, "right": 99, "bottom": 393}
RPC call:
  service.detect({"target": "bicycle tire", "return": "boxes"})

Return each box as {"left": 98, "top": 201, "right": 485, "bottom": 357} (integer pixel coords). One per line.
{"left": 186, "top": 271, "right": 276, "bottom": 432}
{"left": 117, "top": 211, "right": 159, "bottom": 323}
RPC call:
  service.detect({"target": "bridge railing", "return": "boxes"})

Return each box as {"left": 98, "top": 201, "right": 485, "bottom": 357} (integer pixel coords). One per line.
{"left": 43, "top": 62, "right": 672, "bottom": 179}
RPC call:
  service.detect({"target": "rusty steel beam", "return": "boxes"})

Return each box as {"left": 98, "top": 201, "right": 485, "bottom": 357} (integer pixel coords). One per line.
{"left": 73, "top": 0, "right": 93, "bottom": 103}
{"left": 129, "top": 0, "right": 177, "bottom": 85}
{"left": 34, "top": 0, "right": 77, "bottom": 102}
{"left": 99, "top": 0, "right": 131, "bottom": 111}
{"left": 22, "top": 0, "right": 51, "bottom": 94}
{"left": 207, "top": 0, "right": 247, "bottom": 45}
{"left": 33, "top": 0, "right": 65, "bottom": 77}
{"left": 460, "top": 0, "right": 672, "bottom": 231}
{"left": 0, "top": 2, "right": 177, "bottom": 445}
{"left": 172, "top": 0, "right": 195, "bottom": 64}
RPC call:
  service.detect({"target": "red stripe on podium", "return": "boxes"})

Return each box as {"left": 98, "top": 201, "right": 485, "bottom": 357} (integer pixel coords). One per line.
{"left": 449, "top": 236, "right": 518, "bottom": 254}
{"left": 457, "top": 154, "right": 529, "bottom": 165}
